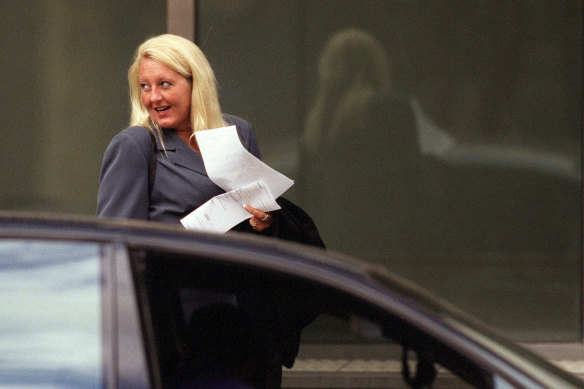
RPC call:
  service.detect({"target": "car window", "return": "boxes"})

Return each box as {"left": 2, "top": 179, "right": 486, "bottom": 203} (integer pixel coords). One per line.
{"left": 290, "top": 313, "right": 479, "bottom": 388}
{"left": 133, "top": 250, "right": 489, "bottom": 389}
{"left": 0, "top": 240, "right": 103, "bottom": 388}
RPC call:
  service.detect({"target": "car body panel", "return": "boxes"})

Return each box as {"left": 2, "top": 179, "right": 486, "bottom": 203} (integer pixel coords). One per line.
{"left": 0, "top": 212, "right": 582, "bottom": 389}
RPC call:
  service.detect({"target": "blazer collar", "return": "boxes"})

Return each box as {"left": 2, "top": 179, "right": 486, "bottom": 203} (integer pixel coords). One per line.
{"left": 160, "top": 129, "right": 207, "bottom": 175}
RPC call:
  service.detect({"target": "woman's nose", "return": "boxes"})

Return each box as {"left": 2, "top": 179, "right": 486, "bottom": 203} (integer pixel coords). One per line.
{"left": 150, "top": 87, "right": 162, "bottom": 102}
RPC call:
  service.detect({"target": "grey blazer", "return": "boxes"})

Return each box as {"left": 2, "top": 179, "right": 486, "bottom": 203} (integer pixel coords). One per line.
{"left": 97, "top": 115, "right": 261, "bottom": 224}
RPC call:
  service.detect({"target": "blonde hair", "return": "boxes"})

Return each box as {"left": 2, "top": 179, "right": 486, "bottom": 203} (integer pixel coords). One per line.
{"left": 128, "top": 34, "right": 226, "bottom": 143}
{"left": 304, "top": 29, "right": 390, "bottom": 151}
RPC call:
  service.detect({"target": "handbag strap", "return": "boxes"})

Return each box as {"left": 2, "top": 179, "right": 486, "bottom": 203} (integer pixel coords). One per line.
{"left": 147, "top": 131, "right": 157, "bottom": 200}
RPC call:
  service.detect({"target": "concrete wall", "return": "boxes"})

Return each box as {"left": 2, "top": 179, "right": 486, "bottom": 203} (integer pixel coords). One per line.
{"left": 0, "top": 0, "right": 165, "bottom": 214}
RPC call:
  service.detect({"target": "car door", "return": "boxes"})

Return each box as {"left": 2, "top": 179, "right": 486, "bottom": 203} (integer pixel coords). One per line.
{"left": 128, "top": 239, "right": 583, "bottom": 389}
{"left": 129, "top": 245, "right": 481, "bottom": 388}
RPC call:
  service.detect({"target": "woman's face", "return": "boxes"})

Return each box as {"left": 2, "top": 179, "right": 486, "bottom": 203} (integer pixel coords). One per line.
{"left": 139, "top": 58, "right": 192, "bottom": 132}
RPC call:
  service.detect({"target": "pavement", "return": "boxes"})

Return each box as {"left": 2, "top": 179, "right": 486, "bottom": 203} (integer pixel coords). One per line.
{"left": 281, "top": 343, "right": 584, "bottom": 388}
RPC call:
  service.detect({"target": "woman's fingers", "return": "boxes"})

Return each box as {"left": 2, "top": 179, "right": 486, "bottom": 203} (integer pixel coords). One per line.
{"left": 244, "top": 204, "right": 272, "bottom": 231}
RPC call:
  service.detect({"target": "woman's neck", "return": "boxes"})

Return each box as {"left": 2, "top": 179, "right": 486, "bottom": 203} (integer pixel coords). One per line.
{"left": 174, "top": 130, "right": 200, "bottom": 152}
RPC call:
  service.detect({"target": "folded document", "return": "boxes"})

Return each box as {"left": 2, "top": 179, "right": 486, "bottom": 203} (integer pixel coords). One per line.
{"left": 180, "top": 125, "right": 294, "bottom": 233}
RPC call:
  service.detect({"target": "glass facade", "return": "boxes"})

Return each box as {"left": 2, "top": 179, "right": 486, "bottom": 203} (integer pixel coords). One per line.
{"left": 0, "top": 0, "right": 580, "bottom": 344}
{"left": 197, "top": 0, "right": 582, "bottom": 341}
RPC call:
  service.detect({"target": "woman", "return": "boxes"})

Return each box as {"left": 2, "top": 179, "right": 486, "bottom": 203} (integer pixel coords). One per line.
{"left": 97, "top": 34, "right": 272, "bottom": 231}
{"left": 98, "top": 34, "right": 322, "bottom": 389}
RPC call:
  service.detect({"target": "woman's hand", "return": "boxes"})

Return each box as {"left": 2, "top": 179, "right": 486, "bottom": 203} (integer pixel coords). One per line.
{"left": 244, "top": 204, "right": 273, "bottom": 232}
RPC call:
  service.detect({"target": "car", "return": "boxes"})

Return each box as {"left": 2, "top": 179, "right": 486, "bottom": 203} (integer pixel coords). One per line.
{"left": 0, "top": 212, "right": 583, "bottom": 389}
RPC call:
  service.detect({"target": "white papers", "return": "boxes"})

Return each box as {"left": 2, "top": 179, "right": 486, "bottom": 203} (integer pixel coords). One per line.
{"left": 180, "top": 125, "right": 294, "bottom": 233}
{"left": 195, "top": 125, "right": 294, "bottom": 198}
{"left": 180, "top": 180, "right": 280, "bottom": 232}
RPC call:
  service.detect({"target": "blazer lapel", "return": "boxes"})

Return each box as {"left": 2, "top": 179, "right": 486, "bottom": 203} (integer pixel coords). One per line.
{"left": 161, "top": 129, "right": 208, "bottom": 176}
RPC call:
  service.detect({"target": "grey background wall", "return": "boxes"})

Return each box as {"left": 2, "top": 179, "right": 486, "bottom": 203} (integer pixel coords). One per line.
{"left": 0, "top": 1, "right": 165, "bottom": 214}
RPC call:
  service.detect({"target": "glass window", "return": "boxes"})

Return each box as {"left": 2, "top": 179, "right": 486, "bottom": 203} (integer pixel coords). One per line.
{"left": 196, "top": 0, "right": 582, "bottom": 341}
{"left": 285, "top": 313, "right": 473, "bottom": 388}
{"left": 133, "top": 251, "right": 493, "bottom": 388}
{"left": 0, "top": 240, "right": 102, "bottom": 388}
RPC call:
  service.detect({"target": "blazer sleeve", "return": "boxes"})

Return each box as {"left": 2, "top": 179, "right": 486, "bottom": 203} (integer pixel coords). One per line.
{"left": 96, "top": 129, "right": 150, "bottom": 220}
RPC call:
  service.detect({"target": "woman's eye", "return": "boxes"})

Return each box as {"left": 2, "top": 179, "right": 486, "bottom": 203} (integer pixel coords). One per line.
{"left": 140, "top": 83, "right": 150, "bottom": 91}
{"left": 161, "top": 81, "right": 171, "bottom": 87}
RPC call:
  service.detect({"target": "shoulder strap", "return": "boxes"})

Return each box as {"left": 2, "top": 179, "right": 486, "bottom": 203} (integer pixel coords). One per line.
{"left": 147, "top": 132, "right": 157, "bottom": 199}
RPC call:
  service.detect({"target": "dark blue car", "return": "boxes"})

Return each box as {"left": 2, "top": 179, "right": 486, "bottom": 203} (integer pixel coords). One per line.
{"left": 0, "top": 213, "right": 582, "bottom": 388}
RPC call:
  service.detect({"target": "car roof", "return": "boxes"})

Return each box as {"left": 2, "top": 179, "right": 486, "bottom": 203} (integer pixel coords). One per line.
{"left": 0, "top": 211, "right": 582, "bottom": 388}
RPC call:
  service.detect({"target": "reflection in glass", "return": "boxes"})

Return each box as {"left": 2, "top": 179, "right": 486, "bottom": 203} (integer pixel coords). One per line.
{"left": 0, "top": 240, "right": 102, "bottom": 388}
{"left": 197, "top": 0, "right": 582, "bottom": 341}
